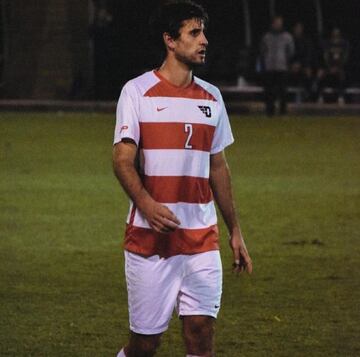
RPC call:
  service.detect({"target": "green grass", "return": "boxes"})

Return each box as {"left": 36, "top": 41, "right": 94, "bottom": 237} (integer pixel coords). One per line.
{"left": 0, "top": 112, "right": 359, "bottom": 356}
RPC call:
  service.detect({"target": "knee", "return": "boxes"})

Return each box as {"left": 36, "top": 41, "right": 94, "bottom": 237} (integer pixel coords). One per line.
{"left": 126, "top": 333, "right": 161, "bottom": 357}
{"left": 185, "top": 319, "right": 214, "bottom": 339}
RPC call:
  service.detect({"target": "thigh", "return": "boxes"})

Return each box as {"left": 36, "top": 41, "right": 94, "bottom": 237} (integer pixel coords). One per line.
{"left": 269, "top": 72, "right": 279, "bottom": 99}
{"left": 279, "top": 72, "right": 288, "bottom": 91}
{"left": 272, "top": 72, "right": 282, "bottom": 93}
{"left": 177, "top": 250, "right": 222, "bottom": 319}
{"left": 125, "top": 251, "right": 182, "bottom": 334}
{"left": 264, "top": 72, "right": 274, "bottom": 93}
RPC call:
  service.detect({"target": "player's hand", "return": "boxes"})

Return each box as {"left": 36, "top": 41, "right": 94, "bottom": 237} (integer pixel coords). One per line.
{"left": 229, "top": 232, "right": 252, "bottom": 275}
{"left": 141, "top": 198, "right": 181, "bottom": 234}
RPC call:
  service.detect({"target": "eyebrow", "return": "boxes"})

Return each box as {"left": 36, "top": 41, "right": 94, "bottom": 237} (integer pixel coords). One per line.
{"left": 189, "top": 27, "right": 203, "bottom": 34}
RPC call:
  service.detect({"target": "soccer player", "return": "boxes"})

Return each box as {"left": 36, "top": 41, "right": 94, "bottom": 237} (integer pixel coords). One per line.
{"left": 112, "top": 1, "right": 252, "bottom": 356}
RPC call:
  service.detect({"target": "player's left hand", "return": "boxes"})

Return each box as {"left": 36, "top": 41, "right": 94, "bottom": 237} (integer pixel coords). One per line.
{"left": 229, "top": 232, "right": 253, "bottom": 275}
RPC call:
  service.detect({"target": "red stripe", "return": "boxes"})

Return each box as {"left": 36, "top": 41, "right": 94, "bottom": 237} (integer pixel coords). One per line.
{"left": 124, "top": 224, "right": 219, "bottom": 258}
{"left": 145, "top": 72, "right": 217, "bottom": 101}
{"left": 139, "top": 122, "right": 215, "bottom": 151}
{"left": 142, "top": 175, "right": 212, "bottom": 203}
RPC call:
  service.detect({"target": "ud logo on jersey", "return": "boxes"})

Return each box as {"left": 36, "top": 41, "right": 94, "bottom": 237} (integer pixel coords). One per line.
{"left": 198, "top": 106, "right": 212, "bottom": 118}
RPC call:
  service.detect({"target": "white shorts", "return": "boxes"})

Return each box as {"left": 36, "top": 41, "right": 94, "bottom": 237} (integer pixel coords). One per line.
{"left": 124, "top": 250, "right": 222, "bottom": 335}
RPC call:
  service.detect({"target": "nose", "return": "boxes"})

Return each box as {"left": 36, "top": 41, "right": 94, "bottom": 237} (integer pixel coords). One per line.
{"left": 201, "top": 31, "right": 208, "bottom": 47}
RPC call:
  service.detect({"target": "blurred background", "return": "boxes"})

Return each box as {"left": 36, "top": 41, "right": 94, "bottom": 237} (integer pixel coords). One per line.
{"left": 0, "top": 0, "right": 359, "bottom": 103}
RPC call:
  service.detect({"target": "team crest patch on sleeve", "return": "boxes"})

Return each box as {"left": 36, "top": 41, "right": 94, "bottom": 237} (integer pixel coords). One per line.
{"left": 198, "top": 106, "right": 212, "bottom": 118}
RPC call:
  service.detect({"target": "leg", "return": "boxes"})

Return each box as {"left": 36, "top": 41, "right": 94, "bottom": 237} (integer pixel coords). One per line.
{"left": 264, "top": 72, "right": 275, "bottom": 116}
{"left": 122, "top": 252, "right": 183, "bottom": 356}
{"left": 303, "top": 67, "right": 313, "bottom": 101}
{"left": 336, "top": 67, "right": 346, "bottom": 104}
{"left": 315, "top": 68, "right": 326, "bottom": 102}
{"left": 123, "top": 331, "right": 162, "bottom": 357}
{"left": 279, "top": 72, "right": 288, "bottom": 115}
{"left": 176, "top": 251, "right": 222, "bottom": 356}
{"left": 182, "top": 315, "right": 215, "bottom": 356}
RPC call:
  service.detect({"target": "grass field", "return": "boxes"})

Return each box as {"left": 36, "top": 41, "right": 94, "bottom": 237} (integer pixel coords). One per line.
{"left": 0, "top": 112, "right": 359, "bottom": 356}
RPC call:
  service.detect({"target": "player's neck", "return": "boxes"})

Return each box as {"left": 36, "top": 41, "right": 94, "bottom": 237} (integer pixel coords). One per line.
{"left": 158, "top": 58, "right": 193, "bottom": 88}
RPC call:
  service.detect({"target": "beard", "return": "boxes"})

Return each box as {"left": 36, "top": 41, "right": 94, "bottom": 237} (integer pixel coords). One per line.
{"left": 175, "top": 51, "right": 206, "bottom": 70}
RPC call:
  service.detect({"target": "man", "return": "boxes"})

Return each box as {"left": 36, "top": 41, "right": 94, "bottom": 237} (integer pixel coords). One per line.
{"left": 260, "top": 16, "right": 294, "bottom": 116}
{"left": 113, "top": 2, "right": 252, "bottom": 356}
{"left": 289, "top": 22, "right": 314, "bottom": 101}
{"left": 89, "top": 0, "right": 113, "bottom": 99}
{"left": 315, "top": 27, "right": 349, "bottom": 105}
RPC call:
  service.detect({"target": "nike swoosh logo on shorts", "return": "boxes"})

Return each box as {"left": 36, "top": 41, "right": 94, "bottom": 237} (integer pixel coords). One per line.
{"left": 157, "top": 107, "right": 167, "bottom": 112}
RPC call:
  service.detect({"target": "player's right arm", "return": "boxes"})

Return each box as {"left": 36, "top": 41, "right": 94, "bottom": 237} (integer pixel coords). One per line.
{"left": 112, "top": 141, "right": 180, "bottom": 233}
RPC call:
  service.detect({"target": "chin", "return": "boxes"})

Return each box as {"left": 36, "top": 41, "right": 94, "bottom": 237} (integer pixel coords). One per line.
{"left": 187, "top": 59, "right": 206, "bottom": 69}
{"left": 176, "top": 53, "right": 205, "bottom": 69}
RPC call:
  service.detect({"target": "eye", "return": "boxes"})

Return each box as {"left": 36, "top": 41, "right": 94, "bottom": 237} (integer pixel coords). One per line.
{"left": 190, "top": 29, "right": 201, "bottom": 37}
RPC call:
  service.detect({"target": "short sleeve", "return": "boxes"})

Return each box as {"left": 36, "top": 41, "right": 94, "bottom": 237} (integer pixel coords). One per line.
{"left": 113, "top": 82, "right": 140, "bottom": 145}
{"left": 210, "top": 93, "right": 234, "bottom": 154}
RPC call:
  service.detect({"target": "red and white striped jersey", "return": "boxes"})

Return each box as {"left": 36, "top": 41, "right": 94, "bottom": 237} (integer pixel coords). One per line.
{"left": 114, "top": 70, "right": 234, "bottom": 257}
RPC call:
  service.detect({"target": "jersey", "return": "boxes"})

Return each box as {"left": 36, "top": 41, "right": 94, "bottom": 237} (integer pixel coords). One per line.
{"left": 114, "top": 70, "right": 234, "bottom": 258}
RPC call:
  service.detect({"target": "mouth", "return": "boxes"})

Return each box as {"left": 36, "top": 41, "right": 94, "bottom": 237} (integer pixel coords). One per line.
{"left": 198, "top": 49, "right": 206, "bottom": 57}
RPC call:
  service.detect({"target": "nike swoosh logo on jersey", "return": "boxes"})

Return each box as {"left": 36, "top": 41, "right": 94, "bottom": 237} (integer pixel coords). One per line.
{"left": 157, "top": 107, "right": 167, "bottom": 112}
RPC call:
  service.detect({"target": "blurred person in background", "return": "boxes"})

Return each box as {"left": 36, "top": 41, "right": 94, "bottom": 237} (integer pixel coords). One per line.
{"left": 289, "top": 22, "right": 314, "bottom": 101}
{"left": 89, "top": 0, "right": 113, "bottom": 99}
{"left": 314, "top": 27, "right": 349, "bottom": 104}
{"left": 260, "top": 16, "right": 294, "bottom": 116}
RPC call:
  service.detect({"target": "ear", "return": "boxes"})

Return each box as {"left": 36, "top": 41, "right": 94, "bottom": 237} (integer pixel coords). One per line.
{"left": 163, "top": 32, "right": 176, "bottom": 51}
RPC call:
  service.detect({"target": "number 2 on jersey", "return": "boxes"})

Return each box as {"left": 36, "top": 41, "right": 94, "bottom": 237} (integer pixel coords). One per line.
{"left": 184, "top": 123, "right": 193, "bottom": 149}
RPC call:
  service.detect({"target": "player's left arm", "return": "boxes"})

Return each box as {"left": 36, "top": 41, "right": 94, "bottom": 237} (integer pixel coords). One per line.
{"left": 209, "top": 151, "right": 253, "bottom": 274}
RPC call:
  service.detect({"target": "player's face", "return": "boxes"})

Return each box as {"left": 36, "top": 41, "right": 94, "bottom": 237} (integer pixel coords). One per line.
{"left": 172, "top": 18, "right": 208, "bottom": 68}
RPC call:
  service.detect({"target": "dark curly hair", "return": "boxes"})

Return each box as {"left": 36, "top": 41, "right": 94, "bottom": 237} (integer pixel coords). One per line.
{"left": 150, "top": 1, "right": 209, "bottom": 49}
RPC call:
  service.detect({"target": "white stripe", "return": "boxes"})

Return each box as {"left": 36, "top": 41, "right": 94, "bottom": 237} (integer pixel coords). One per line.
{"left": 133, "top": 201, "right": 217, "bottom": 230}
{"left": 126, "top": 200, "right": 134, "bottom": 224}
{"left": 139, "top": 97, "right": 219, "bottom": 126}
{"left": 142, "top": 149, "right": 210, "bottom": 178}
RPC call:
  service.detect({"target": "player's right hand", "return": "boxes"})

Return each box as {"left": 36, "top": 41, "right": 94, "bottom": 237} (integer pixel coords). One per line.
{"left": 141, "top": 199, "right": 181, "bottom": 234}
